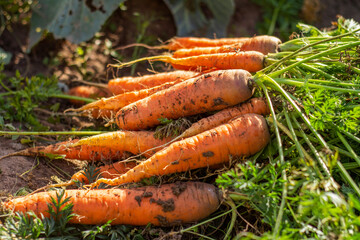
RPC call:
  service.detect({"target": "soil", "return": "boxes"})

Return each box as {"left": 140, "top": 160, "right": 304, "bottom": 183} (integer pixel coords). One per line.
{"left": 0, "top": 0, "right": 359, "bottom": 198}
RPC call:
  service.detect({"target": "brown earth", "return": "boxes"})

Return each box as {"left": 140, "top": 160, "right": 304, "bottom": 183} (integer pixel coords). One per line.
{"left": 0, "top": 0, "right": 359, "bottom": 196}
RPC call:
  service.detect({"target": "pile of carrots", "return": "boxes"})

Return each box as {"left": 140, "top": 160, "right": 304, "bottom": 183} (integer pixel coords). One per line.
{"left": 2, "top": 35, "right": 279, "bottom": 226}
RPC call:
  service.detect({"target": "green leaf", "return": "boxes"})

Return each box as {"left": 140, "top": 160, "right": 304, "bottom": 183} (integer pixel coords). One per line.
{"left": 163, "top": 0, "right": 234, "bottom": 37}
{"left": 0, "top": 47, "right": 12, "bottom": 65}
{"left": 28, "top": 0, "right": 122, "bottom": 50}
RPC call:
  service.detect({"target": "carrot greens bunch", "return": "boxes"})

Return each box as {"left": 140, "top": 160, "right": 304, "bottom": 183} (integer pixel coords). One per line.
{"left": 214, "top": 17, "right": 360, "bottom": 238}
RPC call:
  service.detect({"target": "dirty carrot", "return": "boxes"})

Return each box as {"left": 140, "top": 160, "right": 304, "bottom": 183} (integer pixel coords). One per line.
{"left": 172, "top": 36, "right": 281, "bottom": 57}
{"left": 3, "top": 181, "right": 221, "bottom": 226}
{"left": 0, "top": 139, "right": 126, "bottom": 162}
{"left": 1, "top": 130, "right": 171, "bottom": 161}
{"left": 108, "top": 70, "right": 197, "bottom": 94}
{"left": 68, "top": 86, "right": 111, "bottom": 105}
{"left": 70, "top": 130, "right": 172, "bottom": 157}
{"left": 110, "top": 51, "right": 265, "bottom": 72}
{"left": 92, "top": 113, "right": 270, "bottom": 187}
{"left": 178, "top": 97, "right": 270, "bottom": 139}
{"left": 115, "top": 69, "right": 254, "bottom": 130}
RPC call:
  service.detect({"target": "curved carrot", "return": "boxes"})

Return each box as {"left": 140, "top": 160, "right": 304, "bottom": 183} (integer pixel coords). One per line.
{"left": 68, "top": 86, "right": 111, "bottom": 105}
{"left": 71, "top": 130, "right": 172, "bottom": 157}
{"left": 172, "top": 36, "right": 281, "bottom": 58}
{"left": 115, "top": 69, "right": 254, "bottom": 130}
{"left": 179, "top": 98, "right": 270, "bottom": 139}
{"left": 111, "top": 51, "right": 265, "bottom": 73}
{"left": 94, "top": 113, "right": 270, "bottom": 186}
{"left": 3, "top": 182, "right": 221, "bottom": 226}
{"left": 71, "top": 161, "right": 137, "bottom": 184}
{"left": 108, "top": 70, "right": 197, "bottom": 94}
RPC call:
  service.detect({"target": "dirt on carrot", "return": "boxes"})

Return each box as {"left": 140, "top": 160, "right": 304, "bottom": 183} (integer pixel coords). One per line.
{"left": 115, "top": 69, "right": 255, "bottom": 130}
{"left": 93, "top": 113, "right": 270, "bottom": 186}
{"left": 3, "top": 182, "right": 222, "bottom": 226}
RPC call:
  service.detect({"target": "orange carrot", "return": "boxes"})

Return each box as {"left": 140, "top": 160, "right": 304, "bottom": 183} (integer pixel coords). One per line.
{"left": 3, "top": 182, "right": 221, "bottom": 226}
{"left": 115, "top": 69, "right": 254, "bottom": 130}
{"left": 93, "top": 113, "right": 270, "bottom": 186}
{"left": 70, "top": 130, "right": 172, "bottom": 157}
{"left": 111, "top": 51, "right": 265, "bottom": 73}
{"left": 1, "top": 131, "right": 171, "bottom": 161}
{"left": 172, "top": 36, "right": 281, "bottom": 58}
{"left": 178, "top": 98, "right": 270, "bottom": 139}
{"left": 68, "top": 86, "right": 111, "bottom": 105}
{"left": 71, "top": 161, "right": 137, "bottom": 184}
{"left": 108, "top": 70, "right": 197, "bottom": 94}
{"left": 164, "top": 36, "right": 250, "bottom": 50}
{"left": 0, "top": 139, "right": 126, "bottom": 162}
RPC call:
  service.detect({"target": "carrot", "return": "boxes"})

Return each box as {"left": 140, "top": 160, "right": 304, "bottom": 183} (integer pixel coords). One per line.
{"left": 71, "top": 161, "right": 137, "bottom": 184}
{"left": 3, "top": 182, "right": 221, "bottom": 226}
{"left": 0, "top": 139, "right": 126, "bottom": 162}
{"left": 68, "top": 86, "right": 111, "bottom": 105}
{"left": 92, "top": 113, "right": 270, "bottom": 187}
{"left": 111, "top": 51, "right": 265, "bottom": 72}
{"left": 164, "top": 36, "right": 251, "bottom": 50}
{"left": 172, "top": 36, "right": 281, "bottom": 58}
{"left": 178, "top": 98, "right": 270, "bottom": 139}
{"left": 70, "top": 130, "right": 172, "bottom": 157}
{"left": 108, "top": 70, "right": 197, "bottom": 94}
{"left": 1, "top": 130, "right": 171, "bottom": 161}
{"left": 115, "top": 69, "right": 254, "bottom": 130}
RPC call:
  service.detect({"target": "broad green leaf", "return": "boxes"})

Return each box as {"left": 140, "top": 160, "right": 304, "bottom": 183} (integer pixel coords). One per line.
{"left": 28, "top": 0, "right": 122, "bottom": 50}
{"left": 163, "top": 0, "right": 234, "bottom": 37}
{"left": 0, "top": 47, "right": 12, "bottom": 65}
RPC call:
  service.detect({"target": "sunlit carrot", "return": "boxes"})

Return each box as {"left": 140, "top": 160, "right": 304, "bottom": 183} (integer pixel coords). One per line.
{"left": 0, "top": 139, "right": 126, "bottom": 162}
{"left": 1, "top": 131, "right": 171, "bottom": 161}
{"left": 92, "top": 113, "right": 270, "bottom": 186}
{"left": 164, "top": 36, "right": 250, "bottom": 50}
{"left": 70, "top": 130, "right": 172, "bottom": 157}
{"left": 110, "top": 51, "right": 265, "bottom": 72}
{"left": 178, "top": 97, "right": 270, "bottom": 139}
{"left": 3, "top": 182, "right": 222, "bottom": 226}
{"left": 115, "top": 69, "right": 254, "bottom": 130}
{"left": 172, "top": 36, "right": 281, "bottom": 57}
